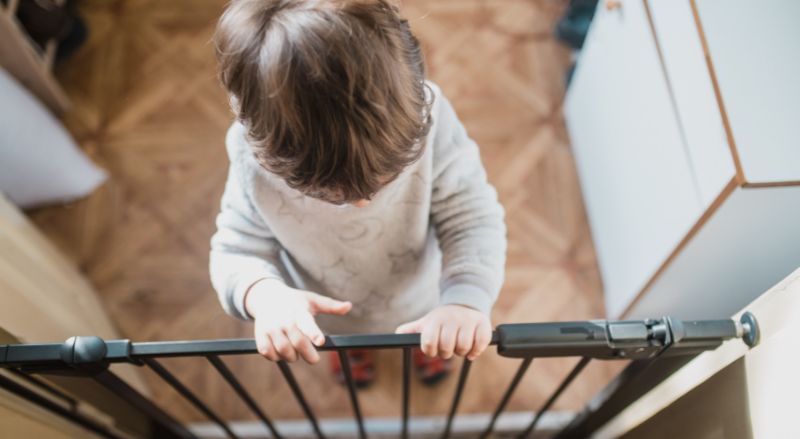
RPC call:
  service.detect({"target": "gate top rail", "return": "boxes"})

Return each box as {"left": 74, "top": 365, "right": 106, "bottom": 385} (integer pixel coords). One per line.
{"left": 0, "top": 314, "right": 759, "bottom": 439}
{"left": 0, "top": 314, "right": 758, "bottom": 373}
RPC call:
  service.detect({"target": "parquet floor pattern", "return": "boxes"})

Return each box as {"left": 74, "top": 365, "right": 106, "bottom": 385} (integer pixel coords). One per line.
{"left": 29, "top": 0, "right": 625, "bottom": 426}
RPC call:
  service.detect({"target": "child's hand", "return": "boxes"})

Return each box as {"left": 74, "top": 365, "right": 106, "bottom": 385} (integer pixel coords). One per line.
{"left": 245, "top": 278, "right": 352, "bottom": 364}
{"left": 395, "top": 304, "right": 492, "bottom": 361}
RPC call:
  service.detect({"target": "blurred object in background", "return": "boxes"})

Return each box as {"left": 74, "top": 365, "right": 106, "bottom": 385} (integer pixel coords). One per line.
{"left": 0, "top": 67, "right": 106, "bottom": 208}
{"left": 0, "top": 0, "right": 99, "bottom": 207}
{"left": 556, "top": 0, "right": 599, "bottom": 86}
{"left": 556, "top": 0, "right": 599, "bottom": 50}
{"left": 14, "top": 0, "right": 87, "bottom": 64}
{"left": 0, "top": 0, "right": 85, "bottom": 113}
{"left": 15, "top": 0, "right": 71, "bottom": 51}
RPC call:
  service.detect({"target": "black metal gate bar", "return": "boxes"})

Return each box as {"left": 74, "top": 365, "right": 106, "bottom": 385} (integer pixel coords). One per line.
{"left": 337, "top": 350, "right": 367, "bottom": 439}
{"left": 555, "top": 312, "right": 761, "bottom": 438}
{"left": 553, "top": 356, "right": 691, "bottom": 439}
{"left": 401, "top": 347, "right": 411, "bottom": 439}
{"left": 3, "top": 317, "right": 747, "bottom": 368}
{"left": 143, "top": 358, "right": 238, "bottom": 439}
{"left": 518, "top": 357, "right": 591, "bottom": 439}
{"left": 0, "top": 372, "right": 122, "bottom": 439}
{"left": 92, "top": 370, "right": 196, "bottom": 439}
{"left": 440, "top": 358, "right": 472, "bottom": 439}
{"left": 276, "top": 361, "right": 326, "bottom": 439}
{"left": 7, "top": 368, "right": 78, "bottom": 409}
{"left": 206, "top": 355, "right": 283, "bottom": 439}
{"left": 479, "top": 356, "right": 534, "bottom": 439}
{"left": 0, "top": 315, "right": 759, "bottom": 439}
{"left": 128, "top": 334, "right": 437, "bottom": 359}
{"left": 6, "top": 367, "right": 185, "bottom": 439}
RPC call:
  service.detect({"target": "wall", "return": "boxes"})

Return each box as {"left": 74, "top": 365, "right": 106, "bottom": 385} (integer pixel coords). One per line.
{"left": 597, "top": 267, "right": 800, "bottom": 438}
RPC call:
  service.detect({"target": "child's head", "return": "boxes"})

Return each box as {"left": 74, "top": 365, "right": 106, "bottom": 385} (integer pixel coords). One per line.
{"left": 215, "top": 0, "right": 432, "bottom": 205}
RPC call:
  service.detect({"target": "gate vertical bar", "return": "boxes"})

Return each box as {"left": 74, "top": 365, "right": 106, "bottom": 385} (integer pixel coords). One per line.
{"left": 207, "top": 356, "right": 283, "bottom": 439}
{"left": 441, "top": 358, "right": 472, "bottom": 439}
{"left": 401, "top": 348, "right": 411, "bottom": 439}
{"left": 518, "top": 357, "right": 590, "bottom": 439}
{"left": 92, "top": 369, "right": 196, "bottom": 439}
{"left": 7, "top": 368, "right": 78, "bottom": 409}
{"left": 338, "top": 350, "right": 367, "bottom": 439}
{"left": 143, "top": 358, "right": 238, "bottom": 439}
{"left": 554, "top": 356, "right": 691, "bottom": 438}
{"left": 276, "top": 361, "right": 326, "bottom": 439}
{"left": 480, "top": 357, "right": 534, "bottom": 438}
{"left": 0, "top": 373, "right": 123, "bottom": 439}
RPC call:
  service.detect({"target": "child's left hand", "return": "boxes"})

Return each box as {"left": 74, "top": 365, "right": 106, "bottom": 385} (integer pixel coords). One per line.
{"left": 395, "top": 304, "right": 492, "bottom": 361}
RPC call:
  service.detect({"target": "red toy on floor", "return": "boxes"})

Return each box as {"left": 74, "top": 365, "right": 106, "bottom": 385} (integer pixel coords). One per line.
{"left": 330, "top": 349, "right": 453, "bottom": 387}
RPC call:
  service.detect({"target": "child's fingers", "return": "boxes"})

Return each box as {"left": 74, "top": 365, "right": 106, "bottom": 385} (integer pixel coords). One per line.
{"left": 296, "top": 312, "right": 326, "bottom": 346}
{"left": 467, "top": 320, "right": 492, "bottom": 361}
{"left": 455, "top": 324, "right": 475, "bottom": 357}
{"left": 420, "top": 321, "right": 440, "bottom": 358}
{"left": 395, "top": 317, "right": 424, "bottom": 334}
{"left": 286, "top": 325, "right": 319, "bottom": 364}
{"left": 255, "top": 330, "right": 277, "bottom": 361}
{"left": 438, "top": 324, "right": 458, "bottom": 359}
{"left": 307, "top": 293, "right": 352, "bottom": 316}
{"left": 269, "top": 329, "right": 298, "bottom": 362}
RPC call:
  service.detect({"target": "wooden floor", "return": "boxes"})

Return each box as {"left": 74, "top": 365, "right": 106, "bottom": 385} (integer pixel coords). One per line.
{"left": 29, "top": 0, "right": 625, "bottom": 426}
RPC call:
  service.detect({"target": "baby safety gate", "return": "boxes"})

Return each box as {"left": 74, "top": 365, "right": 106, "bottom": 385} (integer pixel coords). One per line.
{"left": 0, "top": 314, "right": 759, "bottom": 438}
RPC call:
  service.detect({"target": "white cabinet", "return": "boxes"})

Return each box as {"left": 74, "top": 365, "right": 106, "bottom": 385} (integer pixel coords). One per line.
{"left": 648, "top": 0, "right": 734, "bottom": 205}
{"left": 567, "top": 0, "right": 800, "bottom": 319}
{"left": 696, "top": 0, "right": 800, "bottom": 184}
{"left": 565, "top": 0, "right": 702, "bottom": 317}
{"left": 630, "top": 185, "right": 800, "bottom": 320}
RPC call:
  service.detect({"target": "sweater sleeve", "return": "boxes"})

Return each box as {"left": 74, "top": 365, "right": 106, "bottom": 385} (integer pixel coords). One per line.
{"left": 209, "top": 125, "right": 285, "bottom": 320}
{"left": 429, "top": 89, "right": 507, "bottom": 315}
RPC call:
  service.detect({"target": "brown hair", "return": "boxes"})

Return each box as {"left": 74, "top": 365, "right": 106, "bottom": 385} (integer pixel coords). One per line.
{"left": 215, "top": 0, "right": 432, "bottom": 204}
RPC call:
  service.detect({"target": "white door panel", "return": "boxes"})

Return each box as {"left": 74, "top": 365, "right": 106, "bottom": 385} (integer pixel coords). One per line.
{"left": 697, "top": 0, "right": 800, "bottom": 183}
{"left": 565, "top": 0, "right": 703, "bottom": 317}
{"left": 648, "top": 0, "right": 735, "bottom": 206}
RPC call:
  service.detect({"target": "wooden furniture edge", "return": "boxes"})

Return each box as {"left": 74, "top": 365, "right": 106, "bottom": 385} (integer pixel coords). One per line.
{"left": 688, "top": 0, "right": 745, "bottom": 185}
{"left": 741, "top": 180, "right": 800, "bottom": 189}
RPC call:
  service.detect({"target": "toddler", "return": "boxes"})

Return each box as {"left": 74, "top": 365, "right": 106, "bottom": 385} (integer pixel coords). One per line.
{"left": 210, "top": 0, "right": 506, "bottom": 384}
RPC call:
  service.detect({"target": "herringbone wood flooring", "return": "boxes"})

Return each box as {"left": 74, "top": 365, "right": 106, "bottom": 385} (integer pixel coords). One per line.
{"left": 28, "top": 0, "right": 625, "bottom": 425}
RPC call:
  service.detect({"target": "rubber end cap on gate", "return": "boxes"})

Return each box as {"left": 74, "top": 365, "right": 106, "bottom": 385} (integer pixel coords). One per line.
{"left": 740, "top": 312, "right": 760, "bottom": 348}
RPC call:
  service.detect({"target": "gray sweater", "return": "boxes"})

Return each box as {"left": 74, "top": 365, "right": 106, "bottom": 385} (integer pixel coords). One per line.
{"left": 209, "top": 82, "right": 506, "bottom": 334}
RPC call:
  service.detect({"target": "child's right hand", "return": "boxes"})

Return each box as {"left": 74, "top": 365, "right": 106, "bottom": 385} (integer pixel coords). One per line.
{"left": 244, "top": 278, "right": 352, "bottom": 364}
